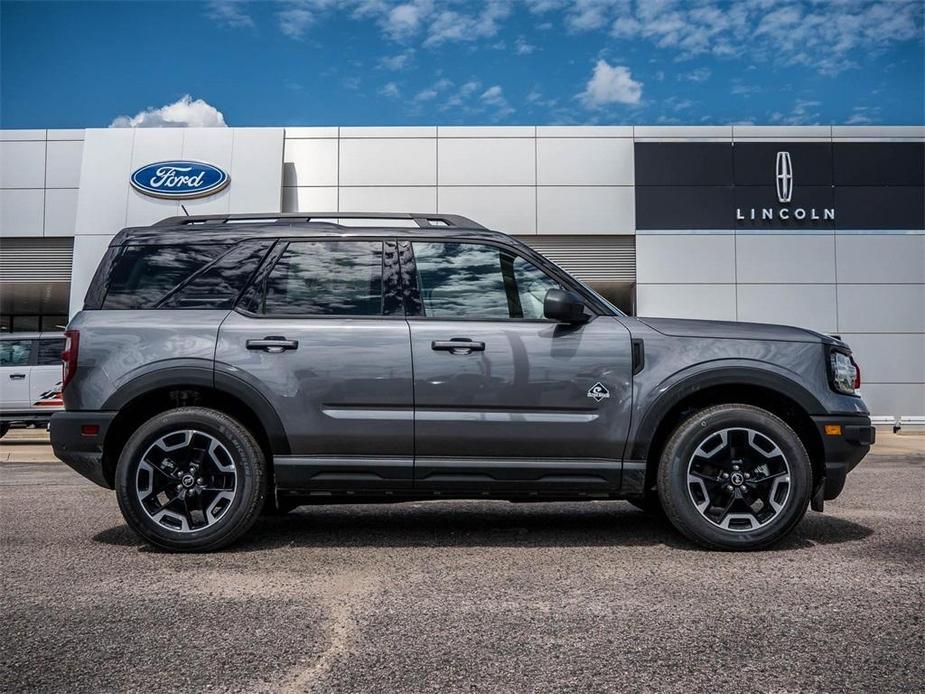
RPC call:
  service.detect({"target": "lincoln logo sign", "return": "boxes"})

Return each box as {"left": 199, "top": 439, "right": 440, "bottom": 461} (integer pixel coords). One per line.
{"left": 736, "top": 151, "right": 835, "bottom": 223}
{"left": 130, "top": 161, "right": 229, "bottom": 199}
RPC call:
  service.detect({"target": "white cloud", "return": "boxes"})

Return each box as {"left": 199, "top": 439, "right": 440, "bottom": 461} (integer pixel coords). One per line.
{"left": 379, "top": 81, "right": 402, "bottom": 98}
{"left": 679, "top": 67, "right": 711, "bottom": 83}
{"left": 514, "top": 37, "right": 536, "bottom": 54}
{"left": 578, "top": 60, "right": 642, "bottom": 108}
{"left": 480, "top": 85, "right": 515, "bottom": 120}
{"left": 205, "top": 0, "right": 254, "bottom": 29}
{"left": 769, "top": 98, "right": 822, "bottom": 125}
{"left": 277, "top": 0, "right": 339, "bottom": 39}
{"left": 110, "top": 95, "right": 227, "bottom": 128}
{"left": 378, "top": 50, "right": 415, "bottom": 70}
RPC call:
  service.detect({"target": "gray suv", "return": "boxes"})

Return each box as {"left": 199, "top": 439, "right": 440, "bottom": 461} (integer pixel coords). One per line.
{"left": 50, "top": 213, "right": 874, "bottom": 552}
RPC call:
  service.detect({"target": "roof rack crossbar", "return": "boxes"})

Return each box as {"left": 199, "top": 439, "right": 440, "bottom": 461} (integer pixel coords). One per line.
{"left": 153, "top": 212, "right": 486, "bottom": 229}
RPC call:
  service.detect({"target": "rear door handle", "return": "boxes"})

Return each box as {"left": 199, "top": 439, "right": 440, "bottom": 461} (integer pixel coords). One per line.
{"left": 246, "top": 336, "right": 299, "bottom": 353}
{"left": 9, "top": 373, "right": 26, "bottom": 380}
{"left": 432, "top": 339, "right": 485, "bottom": 354}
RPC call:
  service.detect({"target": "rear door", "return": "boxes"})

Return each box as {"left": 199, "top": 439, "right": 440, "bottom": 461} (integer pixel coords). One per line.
{"left": 215, "top": 238, "right": 415, "bottom": 491}
{"left": 30, "top": 337, "right": 65, "bottom": 409}
{"left": 0, "top": 339, "right": 33, "bottom": 411}
{"left": 403, "top": 240, "right": 634, "bottom": 493}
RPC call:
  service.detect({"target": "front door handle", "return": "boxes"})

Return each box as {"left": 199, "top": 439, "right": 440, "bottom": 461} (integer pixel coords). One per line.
{"left": 9, "top": 373, "right": 26, "bottom": 380}
{"left": 432, "top": 339, "right": 485, "bottom": 354}
{"left": 246, "top": 336, "right": 299, "bottom": 353}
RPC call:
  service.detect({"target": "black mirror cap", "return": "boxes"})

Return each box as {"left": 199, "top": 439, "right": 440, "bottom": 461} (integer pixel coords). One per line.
{"left": 544, "top": 288, "right": 588, "bottom": 323}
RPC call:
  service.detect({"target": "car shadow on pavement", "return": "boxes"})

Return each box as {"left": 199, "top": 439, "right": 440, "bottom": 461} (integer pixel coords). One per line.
{"left": 93, "top": 502, "right": 873, "bottom": 553}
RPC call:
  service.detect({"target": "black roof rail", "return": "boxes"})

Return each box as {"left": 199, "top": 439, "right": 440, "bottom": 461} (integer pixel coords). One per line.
{"left": 153, "top": 212, "right": 486, "bottom": 229}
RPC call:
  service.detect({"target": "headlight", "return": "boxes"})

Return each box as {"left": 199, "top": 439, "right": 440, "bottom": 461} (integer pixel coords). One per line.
{"left": 830, "top": 350, "right": 859, "bottom": 395}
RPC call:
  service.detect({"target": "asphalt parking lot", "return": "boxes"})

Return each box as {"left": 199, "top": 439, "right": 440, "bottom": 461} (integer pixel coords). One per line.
{"left": 1, "top": 429, "right": 923, "bottom": 693}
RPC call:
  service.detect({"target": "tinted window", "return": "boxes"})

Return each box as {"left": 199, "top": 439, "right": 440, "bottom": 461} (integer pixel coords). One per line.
{"left": 161, "top": 240, "right": 274, "bottom": 309}
{"left": 263, "top": 241, "right": 384, "bottom": 315}
{"left": 102, "top": 244, "right": 230, "bottom": 309}
{"left": 37, "top": 339, "right": 65, "bottom": 366}
{"left": 412, "top": 242, "right": 559, "bottom": 319}
{"left": 0, "top": 340, "right": 32, "bottom": 367}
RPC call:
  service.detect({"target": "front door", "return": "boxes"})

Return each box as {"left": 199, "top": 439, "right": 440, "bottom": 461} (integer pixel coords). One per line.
{"left": 215, "top": 239, "right": 414, "bottom": 491}
{"left": 0, "top": 339, "right": 33, "bottom": 411}
{"left": 403, "top": 240, "right": 633, "bottom": 493}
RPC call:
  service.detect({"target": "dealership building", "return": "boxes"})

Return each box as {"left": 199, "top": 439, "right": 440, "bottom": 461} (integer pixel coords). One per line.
{"left": 0, "top": 124, "right": 923, "bottom": 421}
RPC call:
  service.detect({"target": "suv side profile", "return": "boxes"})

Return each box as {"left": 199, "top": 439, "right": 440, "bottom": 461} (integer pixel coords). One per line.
{"left": 1, "top": 332, "right": 66, "bottom": 437}
{"left": 50, "top": 213, "right": 874, "bottom": 551}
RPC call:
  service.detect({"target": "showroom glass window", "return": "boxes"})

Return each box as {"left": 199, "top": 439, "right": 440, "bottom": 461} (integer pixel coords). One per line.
{"left": 263, "top": 241, "right": 385, "bottom": 315}
{"left": 412, "top": 242, "right": 559, "bottom": 319}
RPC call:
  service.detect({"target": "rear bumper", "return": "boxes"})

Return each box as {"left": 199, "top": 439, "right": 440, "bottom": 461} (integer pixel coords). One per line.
{"left": 49, "top": 411, "right": 117, "bottom": 489}
{"left": 812, "top": 414, "right": 875, "bottom": 502}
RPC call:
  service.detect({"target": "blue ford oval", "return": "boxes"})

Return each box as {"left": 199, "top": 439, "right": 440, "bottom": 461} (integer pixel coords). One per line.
{"left": 130, "top": 160, "right": 230, "bottom": 199}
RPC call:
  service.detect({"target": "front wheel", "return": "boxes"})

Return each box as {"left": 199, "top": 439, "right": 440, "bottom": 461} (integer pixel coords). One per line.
{"left": 115, "top": 407, "right": 266, "bottom": 552}
{"left": 658, "top": 404, "right": 811, "bottom": 550}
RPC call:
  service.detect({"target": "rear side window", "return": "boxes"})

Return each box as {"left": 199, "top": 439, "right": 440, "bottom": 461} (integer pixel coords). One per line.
{"left": 101, "top": 244, "right": 230, "bottom": 309}
{"left": 263, "top": 241, "right": 384, "bottom": 315}
{"left": 37, "top": 339, "right": 65, "bottom": 366}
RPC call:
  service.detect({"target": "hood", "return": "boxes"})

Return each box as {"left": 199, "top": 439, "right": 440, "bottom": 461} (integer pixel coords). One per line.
{"left": 637, "top": 317, "right": 844, "bottom": 346}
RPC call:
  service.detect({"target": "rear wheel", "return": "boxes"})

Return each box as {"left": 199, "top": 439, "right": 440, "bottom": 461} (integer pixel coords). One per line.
{"left": 657, "top": 404, "right": 811, "bottom": 550}
{"left": 115, "top": 407, "right": 266, "bottom": 552}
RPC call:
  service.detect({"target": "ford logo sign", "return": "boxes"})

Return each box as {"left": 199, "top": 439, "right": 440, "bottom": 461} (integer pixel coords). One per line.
{"left": 130, "top": 160, "right": 229, "bottom": 199}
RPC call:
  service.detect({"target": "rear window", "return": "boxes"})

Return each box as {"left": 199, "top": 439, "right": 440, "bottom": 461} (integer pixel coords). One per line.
{"left": 102, "top": 245, "right": 230, "bottom": 309}
{"left": 160, "top": 240, "right": 274, "bottom": 309}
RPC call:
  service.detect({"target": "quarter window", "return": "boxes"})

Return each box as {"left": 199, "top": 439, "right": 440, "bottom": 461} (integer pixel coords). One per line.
{"left": 102, "top": 244, "right": 230, "bottom": 309}
{"left": 411, "top": 242, "right": 559, "bottom": 320}
{"left": 263, "top": 241, "right": 385, "bottom": 316}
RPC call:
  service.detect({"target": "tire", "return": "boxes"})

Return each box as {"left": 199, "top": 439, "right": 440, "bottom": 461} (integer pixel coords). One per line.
{"left": 115, "top": 407, "right": 266, "bottom": 552}
{"left": 0, "top": 422, "right": 9, "bottom": 439}
{"left": 657, "top": 404, "right": 811, "bottom": 551}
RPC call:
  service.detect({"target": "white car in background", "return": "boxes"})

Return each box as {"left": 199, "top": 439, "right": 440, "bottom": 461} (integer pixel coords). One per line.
{"left": 0, "top": 333, "right": 65, "bottom": 438}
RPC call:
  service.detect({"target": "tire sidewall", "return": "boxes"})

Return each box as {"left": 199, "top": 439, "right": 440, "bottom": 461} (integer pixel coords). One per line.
{"left": 658, "top": 405, "right": 811, "bottom": 550}
{"left": 115, "top": 407, "right": 265, "bottom": 551}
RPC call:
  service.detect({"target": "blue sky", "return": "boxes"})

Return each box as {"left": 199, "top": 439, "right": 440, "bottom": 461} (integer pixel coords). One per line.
{"left": 1, "top": 0, "right": 923, "bottom": 129}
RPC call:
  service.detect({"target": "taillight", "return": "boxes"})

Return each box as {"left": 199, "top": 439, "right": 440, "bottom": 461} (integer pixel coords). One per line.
{"left": 62, "top": 330, "right": 79, "bottom": 390}
{"left": 851, "top": 356, "right": 861, "bottom": 390}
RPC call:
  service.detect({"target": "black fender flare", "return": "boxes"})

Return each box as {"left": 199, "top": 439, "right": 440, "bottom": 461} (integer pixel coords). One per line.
{"left": 626, "top": 365, "right": 824, "bottom": 463}
{"left": 102, "top": 366, "right": 290, "bottom": 454}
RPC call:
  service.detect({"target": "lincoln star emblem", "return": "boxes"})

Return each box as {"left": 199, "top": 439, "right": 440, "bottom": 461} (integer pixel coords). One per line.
{"left": 776, "top": 151, "right": 793, "bottom": 204}
{"left": 587, "top": 382, "right": 610, "bottom": 402}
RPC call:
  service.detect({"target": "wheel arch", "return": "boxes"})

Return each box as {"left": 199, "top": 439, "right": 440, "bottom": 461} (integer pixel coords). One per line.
{"left": 99, "top": 369, "right": 289, "bottom": 487}
{"left": 629, "top": 367, "right": 825, "bottom": 495}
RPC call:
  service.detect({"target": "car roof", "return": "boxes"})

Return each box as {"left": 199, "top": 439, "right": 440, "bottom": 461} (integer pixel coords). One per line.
{"left": 109, "top": 212, "right": 520, "bottom": 247}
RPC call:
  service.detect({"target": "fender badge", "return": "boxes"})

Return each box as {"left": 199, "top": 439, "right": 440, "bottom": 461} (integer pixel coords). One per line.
{"left": 587, "top": 382, "right": 610, "bottom": 402}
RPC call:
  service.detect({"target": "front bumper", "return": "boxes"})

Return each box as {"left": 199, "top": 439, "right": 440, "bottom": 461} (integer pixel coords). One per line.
{"left": 811, "top": 414, "right": 875, "bottom": 505}
{"left": 49, "top": 411, "right": 117, "bottom": 489}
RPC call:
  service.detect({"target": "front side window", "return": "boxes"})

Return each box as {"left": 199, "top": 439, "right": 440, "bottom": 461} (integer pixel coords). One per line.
{"left": 411, "top": 242, "right": 559, "bottom": 320}
{"left": 102, "top": 244, "right": 230, "bottom": 309}
{"left": 263, "top": 241, "right": 384, "bottom": 316}
{"left": 0, "top": 340, "right": 32, "bottom": 367}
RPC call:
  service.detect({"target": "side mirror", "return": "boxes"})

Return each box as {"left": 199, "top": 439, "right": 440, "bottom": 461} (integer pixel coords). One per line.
{"left": 544, "top": 288, "right": 587, "bottom": 323}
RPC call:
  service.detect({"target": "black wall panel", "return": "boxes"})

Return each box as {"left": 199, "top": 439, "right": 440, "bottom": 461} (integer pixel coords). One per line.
{"left": 834, "top": 187, "right": 925, "bottom": 229}
{"left": 834, "top": 143, "right": 924, "bottom": 186}
{"left": 635, "top": 186, "right": 734, "bottom": 230}
{"left": 634, "top": 141, "right": 925, "bottom": 231}
{"left": 634, "top": 143, "right": 733, "bottom": 185}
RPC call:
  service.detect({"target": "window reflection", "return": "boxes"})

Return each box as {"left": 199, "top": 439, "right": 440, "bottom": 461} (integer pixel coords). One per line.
{"left": 264, "top": 241, "right": 383, "bottom": 316}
